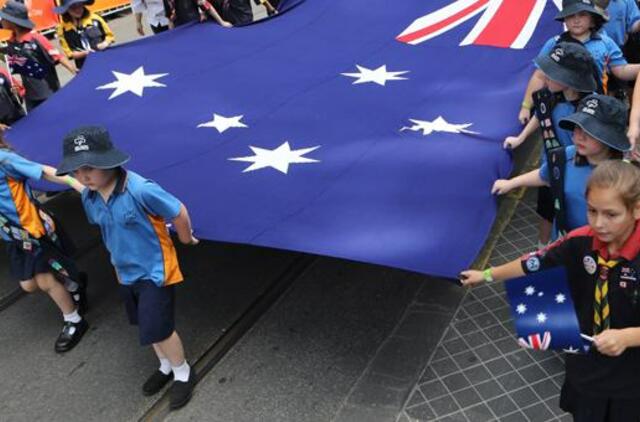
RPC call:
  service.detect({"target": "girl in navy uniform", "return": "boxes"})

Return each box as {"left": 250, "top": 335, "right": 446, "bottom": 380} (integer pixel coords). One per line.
{"left": 0, "top": 135, "right": 88, "bottom": 352}
{"left": 461, "top": 160, "right": 640, "bottom": 422}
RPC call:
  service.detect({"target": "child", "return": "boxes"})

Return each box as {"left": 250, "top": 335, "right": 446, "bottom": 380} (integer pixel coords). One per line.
{"left": 0, "top": 0, "right": 77, "bottom": 111}
{"left": 56, "top": 126, "right": 199, "bottom": 410}
{"left": 597, "top": 0, "right": 640, "bottom": 48}
{"left": 0, "top": 135, "right": 88, "bottom": 352}
{"left": 166, "top": 0, "right": 232, "bottom": 27}
{"left": 495, "top": 94, "right": 630, "bottom": 237}
{"left": 461, "top": 160, "right": 640, "bottom": 422}
{"left": 504, "top": 42, "right": 598, "bottom": 247}
{"left": 54, "top": 0, "right": 115, "bottom": 70}
{"left": 518, "top": 0, "right": 640, "bottom": 124}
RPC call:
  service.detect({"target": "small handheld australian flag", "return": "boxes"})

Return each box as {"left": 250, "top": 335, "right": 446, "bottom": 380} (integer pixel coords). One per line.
{"left": 505, "top": 267, "right": 590, "bottom": 354}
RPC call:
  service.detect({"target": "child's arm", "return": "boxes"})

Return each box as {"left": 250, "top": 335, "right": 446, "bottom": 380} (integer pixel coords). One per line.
{"left": 57, "top": 55, "right": 78, "bottom": 75}
{"left": 611, "top": 63, "right": 640, "bottom": 81}
{"left": 519, "top": 70, "right": 545, "bottom": 124}
{"left": 41, "top": 165, "right": 85, "bottom": 193}
{"left": 459, "top": 258, "right": 525, "bottom": 287}
{"left": 196, "top": 0, "right": 233, "bottom": 27}
{"left": 94, "top": 15, "right": 115, "bottom": 50}
{"left": 629, "top": 81, "right": 640, "bottom": 158}
{"left": 172, "top": 204, "right": 199, "bottom": 245}
{"left": 504, "top": 115, "right": 539, "bottom": 150}
{"left": 491, "top": 168, "right": 547, "bottom": 196}
{"left": 594, "top": 327, "right": 640, "bottom": 357}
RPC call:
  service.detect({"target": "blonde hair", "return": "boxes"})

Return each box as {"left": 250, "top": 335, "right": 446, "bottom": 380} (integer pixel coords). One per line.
{"left": 586, "top": 160, "right": 640, "bottom": 210}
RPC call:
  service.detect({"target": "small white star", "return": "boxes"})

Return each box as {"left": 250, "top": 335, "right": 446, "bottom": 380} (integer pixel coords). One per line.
{"left": 524, "top": 286, "right": 535, "bottom": 296}
{"left": 341, "top": 64, "right": 409, "bottom": 86}
{"left": 400, "top": 116, "right": 479, "bottom": 136}
{"left": 229, "top": 141, "right": 320, "bottom": 174}
{"left": 555, "top": 293, "right": 566, "bottom": 304}
{"left": 96, "top": 66, "right": 168, "bottom": 100}
{"left": 536, "top": 312, "right": 547, "bottom": 324}
{"left": 516, "top": 304, "right": 527, "bottom": 315}
{"left": 197, "top": 114, "right": 248, "bottom": 134}
{"left": 537, "top": 292, "right": 544, "bottom": 297}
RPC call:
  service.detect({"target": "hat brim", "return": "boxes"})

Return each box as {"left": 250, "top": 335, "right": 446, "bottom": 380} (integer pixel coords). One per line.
{"left": 559, "top": 112, "right": 631, "bottom": 152}
{"left": 554, "top": 4, "right": 608, "bottom": 21}
{"left": 53, "top": 0, "right": 95, "bottom": 14}
{"left": 0, "top": 11, "right": 34, "bottom": 29}
{"left": 56, "top": 149, "right": 130, "bottom": 175}
{"left": 535, "top": 55, "right": 597, "bottom": 92}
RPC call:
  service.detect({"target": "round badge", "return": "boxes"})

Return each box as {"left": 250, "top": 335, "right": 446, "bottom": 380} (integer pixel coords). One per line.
{"left": 583, "top": 256, "right": 597, "bottom": 275}
{"left": 526, "top": 256, "right": 541, "bottom": 272}
{"left": 553, "top": 167, "right": 561, "bottom": 180}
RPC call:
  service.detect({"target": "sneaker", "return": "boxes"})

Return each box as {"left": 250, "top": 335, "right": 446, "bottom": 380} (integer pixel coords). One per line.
{"left": 142, "top": 370, "right": 172, "bottom": 396}
{"left": 169, "top": 370, "right": 197, "bottom": 410}
{"left": 71, "top": 272, "right": 89, "bottom": 315}
{"left": 54, "top": 319, "right": 88, "bottom": 353}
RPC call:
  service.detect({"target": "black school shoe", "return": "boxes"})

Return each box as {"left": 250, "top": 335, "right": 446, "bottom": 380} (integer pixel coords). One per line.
{"left": 71, "top": 272, "right": 89, "bottom": 315}
{"left": 142, "top": 370, "right": 172, "bottom": 396}
{"left": 54, "top": 319, "right": 88, "bottom": 353}
{"left": 169, "top": 370, "right": 197, "bottom": 410}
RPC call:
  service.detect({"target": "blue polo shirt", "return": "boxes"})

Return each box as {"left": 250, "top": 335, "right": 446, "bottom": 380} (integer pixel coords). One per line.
{"left": 537, "top": 32, "right": 626, "bottom": 80}
{"left": 539, "top": 146, "right": 592, "bottom": 234}
{"left": 0, "top": 148, "right": 46, "bottom": 241}
{"left": 81, "top": 169, "right": 184, "bottom": 286}
{"left": 603, "top": 0, "right": 640, "bottom": 47}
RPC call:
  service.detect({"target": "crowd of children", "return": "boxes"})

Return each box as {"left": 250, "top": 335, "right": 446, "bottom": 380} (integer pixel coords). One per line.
{"left": 461, "top": 0, "right": 640, "bottom": 420}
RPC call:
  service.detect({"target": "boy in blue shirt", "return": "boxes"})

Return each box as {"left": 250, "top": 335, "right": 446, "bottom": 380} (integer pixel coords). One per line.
{"left": 56, "top": 126, "right": 199, "bottom": 410}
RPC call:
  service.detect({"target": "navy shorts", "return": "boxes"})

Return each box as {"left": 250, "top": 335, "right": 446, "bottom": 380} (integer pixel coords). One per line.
{"left": 118, "top": 280, "right": 175, "bottom": 346}
{"left": 536, "top": 186, "right": 555, "bottom": 223}
{"left": 5, "top": 242, "right": 51, "bottom": 282}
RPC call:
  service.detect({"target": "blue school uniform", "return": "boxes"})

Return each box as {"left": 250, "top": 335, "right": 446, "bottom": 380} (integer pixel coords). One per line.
{"left": 81, "top": 169, "right": 183, "bottom": 287}
{"left": 0, "top": 148, "right": 45, "bottom": 241}
{"left": 538, "top": 32, "right": 626, "bottom": 81}
{"left": 603, "top": 0, "right": 640, "bottom": 47}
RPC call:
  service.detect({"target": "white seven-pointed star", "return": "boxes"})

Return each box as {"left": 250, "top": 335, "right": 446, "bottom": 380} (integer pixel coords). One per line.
{"left": 341, "top": 64, "right": 409, "bottom": 86}
{"left": 536, "top": 312, "right": 547, "bottom": 324}
{"left": 400, "top": 116, "right": 479, "bottom": 136}
{"left": 555, "top": 293, "right": 566, "bottom": 304}
{"left": 197, "top": 114, "right": 248, "bottom": 134}
{"left": 96, "top": 66, "right": 168, "bottom": 99}
{"left": 516, "top": 304, "right": 527, "bottom": 315}
{"left": 524, "top": 286, "right": 536, "bottom": 296}
{"left": 229, "top": 141, "right": 320, "bottom": 174}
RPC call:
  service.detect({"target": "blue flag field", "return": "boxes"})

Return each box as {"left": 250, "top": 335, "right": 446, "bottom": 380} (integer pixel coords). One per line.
{"left": 8, "top": 0, "right": 561, "bottom": 277}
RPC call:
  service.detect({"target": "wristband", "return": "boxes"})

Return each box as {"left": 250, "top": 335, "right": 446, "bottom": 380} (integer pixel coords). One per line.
{"left": 64, "top": 176, "right": 75, "bottom": 187}
{"left": 521, "top": 101, "right": 532, "bottom": 110}
{"left": 482, "top": 268, "right": 494, "bottom": 282}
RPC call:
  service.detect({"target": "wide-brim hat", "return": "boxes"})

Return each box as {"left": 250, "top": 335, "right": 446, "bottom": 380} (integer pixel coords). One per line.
{"left": 555, "top": 0, "right": 608, "bottom": 22}
{"left": 0, "top": 0, "right": 34, "bottom": 29}
{"left": 54, "top": 0, "right": 95, "bottom": 14}
{"left": 559, "top": 95, "right": 630, "bottom": 152}
{"left": 56, "top": 126, "right": 130, "bottom": 175}
{"left": 535, "top": 55, "right": 597, "bottom": 92}
{"left": 534, "top": 43, "right": 597, "bottom": 92}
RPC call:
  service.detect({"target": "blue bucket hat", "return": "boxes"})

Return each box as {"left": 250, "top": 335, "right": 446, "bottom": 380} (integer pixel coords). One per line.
{"left": 54, "top": 0, "right": 95, "bottom": 15}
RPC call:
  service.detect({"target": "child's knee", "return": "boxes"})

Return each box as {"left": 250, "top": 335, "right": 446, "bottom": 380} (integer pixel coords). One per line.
{"left": 19, "top": 279, "right": 38, "bottom": 293}
{"left": 34, "top": 273, "right": 57, "bottom": 291}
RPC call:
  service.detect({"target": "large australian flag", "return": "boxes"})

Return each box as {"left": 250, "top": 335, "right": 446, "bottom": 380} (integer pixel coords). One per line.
{"left": 8, "top": 0, "right": 562, "bottom": 278}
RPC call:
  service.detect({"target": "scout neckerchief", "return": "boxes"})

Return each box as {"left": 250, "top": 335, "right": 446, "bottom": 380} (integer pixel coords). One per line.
{"left": 0, "top": 208, "right": 76, "bottom": 283}
{"left": 593, "top": 256, "right": 618, "bottom": 335}
{"left": 532, "top": 87, "right": 569, "bottom": 237}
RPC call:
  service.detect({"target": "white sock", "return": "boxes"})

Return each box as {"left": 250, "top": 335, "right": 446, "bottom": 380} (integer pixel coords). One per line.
{"left": 172, "top": 361, "right": 191, "bottom": 382}
{"left": 159, "top": 358, "right": 171, "bottom": 375}
{"left": 63, "top": 309, "right": 82, "bottom": 324}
